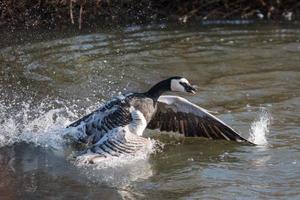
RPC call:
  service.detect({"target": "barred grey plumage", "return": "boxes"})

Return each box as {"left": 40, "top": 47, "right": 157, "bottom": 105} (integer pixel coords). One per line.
{"left": 67, "top": 77, "right": 252, "bottom": 164}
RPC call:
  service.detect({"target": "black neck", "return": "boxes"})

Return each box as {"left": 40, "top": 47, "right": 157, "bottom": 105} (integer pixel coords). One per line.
{"left": 145, "top": 79, "right": 170, "bottom": 100}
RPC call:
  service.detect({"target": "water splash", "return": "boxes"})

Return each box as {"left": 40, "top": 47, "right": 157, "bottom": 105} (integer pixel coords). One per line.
{"left": 77, "top": 156, "right": 154, "bottom": 189}
{"left": 0, "top": 97, "right": 158, "bottom": 188}
{"left": 74, "top": 143, "right": 156, "bottom": 186}
{"left": 0, "top": 97, "right": 158, "bottom": 166}
{"left": 0, "top": 99, "right": 76, "bottom": 149}
{"left": 248, "top": 108, "right": 272, "bottom": 145}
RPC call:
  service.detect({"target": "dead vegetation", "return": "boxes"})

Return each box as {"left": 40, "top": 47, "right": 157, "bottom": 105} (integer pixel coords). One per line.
{"left": 0, "top": 0, "right": 299, "bottom": 29}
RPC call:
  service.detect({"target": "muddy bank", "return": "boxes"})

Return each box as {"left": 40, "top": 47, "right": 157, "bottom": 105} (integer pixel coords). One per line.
{"left": 1, "top": 0, "right": 300, "bottom": 30}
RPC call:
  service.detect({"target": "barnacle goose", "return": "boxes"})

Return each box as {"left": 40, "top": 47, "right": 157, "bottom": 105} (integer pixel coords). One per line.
{"left": 67, "top": 76, "right": 251, "bottom": 164}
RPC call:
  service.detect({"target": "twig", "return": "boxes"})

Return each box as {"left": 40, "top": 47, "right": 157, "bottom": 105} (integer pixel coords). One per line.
{"left": 70, "top": 0, "right": 74, "bottom": 24}
{"left": 78, "top": 2, "right": 83, "bottom": 30}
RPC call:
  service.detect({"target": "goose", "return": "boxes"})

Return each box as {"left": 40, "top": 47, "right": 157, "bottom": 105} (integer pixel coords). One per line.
{"left": 67, "top": 76, "right": 251, "bottom": 163}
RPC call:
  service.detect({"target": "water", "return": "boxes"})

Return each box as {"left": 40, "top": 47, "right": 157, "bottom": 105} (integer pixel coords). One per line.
{"left": 0, "top": 22, "right": 300, "bottom": 199}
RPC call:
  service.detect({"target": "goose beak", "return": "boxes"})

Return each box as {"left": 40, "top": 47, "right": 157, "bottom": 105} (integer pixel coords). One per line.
{"left": 185, "top": 84, "right": 197, "bottom": 94}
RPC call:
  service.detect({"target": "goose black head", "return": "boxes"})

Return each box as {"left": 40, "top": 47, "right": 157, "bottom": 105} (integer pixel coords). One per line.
{"left": 169, "top": 76, "right": 197, "bottom": 94}
{"left": 146, "top": 76, "right": 196, "bottom": 100}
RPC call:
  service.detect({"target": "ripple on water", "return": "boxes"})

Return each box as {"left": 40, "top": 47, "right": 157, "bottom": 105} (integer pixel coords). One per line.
{"left": 0, "top": 23, "right": 300, "bottom": 199}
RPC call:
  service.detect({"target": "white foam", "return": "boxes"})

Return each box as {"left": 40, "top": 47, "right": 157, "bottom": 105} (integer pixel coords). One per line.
{"left": 71, "top": 139, "right": 158, "bottom": 187}
{"left": 78, "top": 154, "right": 154, "bottom": 187}
{"left": 248, "top": 108, "right": 272, "bottom": 146}
{"left": 0, "top": 101, "right": 75, "bottom": 149}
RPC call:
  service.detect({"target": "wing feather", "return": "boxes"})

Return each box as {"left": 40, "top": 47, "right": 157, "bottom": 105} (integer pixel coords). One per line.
{"left": 147, "top": 95, "right": 252, "bottom": 144}
{"left": 66, "top": 95, "right": 133, "bottom": 144}
{"left": 78, "top": 130, "right": 150, "bottom": 164}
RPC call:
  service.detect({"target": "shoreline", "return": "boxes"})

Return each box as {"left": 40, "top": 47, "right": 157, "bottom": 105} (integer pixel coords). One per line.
{"left": 0, "top": 20, "right": 299, "bottom": 49}
{"left": 1, "top": 0, "right": 299, "bottom": 30}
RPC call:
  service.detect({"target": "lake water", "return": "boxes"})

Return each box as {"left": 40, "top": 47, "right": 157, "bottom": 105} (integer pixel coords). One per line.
{"left": 0, "top": 22, "right": 299, "bottom": 199}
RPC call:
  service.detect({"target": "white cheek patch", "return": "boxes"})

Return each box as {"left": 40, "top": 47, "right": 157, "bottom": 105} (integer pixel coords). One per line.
{"left": 179, "top": 78, "right": 189, "bottom": 84}
{"left": 171, "top": 79, "right": 186, "bottom": 92}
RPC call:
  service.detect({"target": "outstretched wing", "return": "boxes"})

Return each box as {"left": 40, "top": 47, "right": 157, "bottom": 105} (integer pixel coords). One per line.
{"left": 66, "top": 96, "right": 133, "bottom": 144}
{"left": 67, "top": 97, "right": 124, "bottom": 128}
{"left": 147, "top": 95, "right": 252, "bottom": 143}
